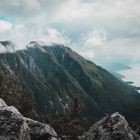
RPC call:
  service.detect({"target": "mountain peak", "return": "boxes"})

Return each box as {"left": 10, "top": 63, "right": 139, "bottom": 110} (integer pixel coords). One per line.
{"left": 26, "top": 41, "right": 50, "bottom": 53}
{"left": 0, "top": 40, "right": 16, "bottom": 53}
{"left": 26, "top": 41, "right": 70, "bottom": 54}
{"left": 27, "top": 41, "right": 46, "bottom": 47}
{"left": 27, "top": 41, "right": 66, "bottom": 48}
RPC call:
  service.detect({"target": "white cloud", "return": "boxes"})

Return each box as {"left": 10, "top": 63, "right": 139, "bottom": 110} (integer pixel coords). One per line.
{"left": 0, "top": 20, "right": 13, "bottom": 32}
{"left": 0, "top": 22, "right": 70, "bottom": 50}
{"left": 0, "top": 0, "right": 139, "bottom": 22}
{"left": 75, "top": 29, "right": 107, "bottom": 58}
{"left": 48, "top": 0, "right": 140, "bottom": 23}
{"left": 81, "top": 29, "right": 107, "bottom": 47}
{"left": 42, "top": 28, "right": 71, "bottom": 45}
{"left": 0, "top": 0, "right": 140, "bottom": 66}
{"left": 119, "top": 64, "right": 140, "bottom": 87}
{"left": 0, "top": 0, "right": 42, "bottom": 19}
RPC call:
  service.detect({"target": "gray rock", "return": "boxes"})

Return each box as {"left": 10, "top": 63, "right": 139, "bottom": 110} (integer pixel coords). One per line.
{"left": 26, "top": 118, "right": 57, "bottom": 140}
{"left": 0, "top": 106, "right": 30, "bottom": 140}
{"left": 0, "top": 98, "right": 57, "bottom": 140}
{"left": 81, "top": 112, "right": 140, "bottom": 140}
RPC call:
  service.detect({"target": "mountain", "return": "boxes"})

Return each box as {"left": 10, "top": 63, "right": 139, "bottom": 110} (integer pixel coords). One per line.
{"left": 0, "top": 40, "right": 140, "bottom": 126}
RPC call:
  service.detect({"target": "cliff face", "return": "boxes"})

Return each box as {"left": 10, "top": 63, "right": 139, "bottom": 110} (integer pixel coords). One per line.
{"left": 0, "top": 41, "right": 140, "bottom": 126}
{"left": 81, "top": 112, "right": 140, "bottom": 140}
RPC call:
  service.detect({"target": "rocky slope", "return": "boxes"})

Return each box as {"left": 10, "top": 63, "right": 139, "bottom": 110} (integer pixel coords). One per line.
{"left": 0, "top": 41, "right": 140, "bottom": 126}
{"left": 81, "top": 112, "right": 140, "bottom": 140}
{"left": 0, "top": 98, "right": 57, "bottom": 140}
{"left": 0, "top": 98, "right": 139, "bottom": 140}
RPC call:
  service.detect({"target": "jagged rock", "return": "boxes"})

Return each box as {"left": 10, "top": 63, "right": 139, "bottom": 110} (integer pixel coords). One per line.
{"left": 26, "top": 118, "right": 57, "bottom": 140}
{"left": 0, "top": 98, "right": 57, "bottom": 140}
{"left": 81, "top": 112, "right": 140, "bottom": 140}
{"left": 0, "top": 106, "right": 30, "bottom": 140}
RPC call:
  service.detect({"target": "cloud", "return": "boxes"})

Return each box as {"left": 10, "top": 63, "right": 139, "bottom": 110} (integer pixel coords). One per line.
{"left": 0, "top": 0, "right": 42, "bottom": 19}
{"left": 0, "top": 0, "right": 139, "bottom": 22}
{"left": 71, "top": 27, "right": 140, "bottom": 65}
{"left": 119, "top": 64, "right": 140, "bottom": 87}
{"left": 46, "top": 0, "right": 140, "bottom": 23}
{"left": 0, "top": 20, "right": 13, "bottom": 32}
{"left": 0, "top": 0, "right": 140, "bottom": 66}
{"left": 41, "top": 28, "right": 71, "bottom": 45}
{"left": 81, "top": 29, "right": 107, "bottom": 47}
{"left": 75, "top": 29, "right": 107, "bottom": 58}
{"left": 83, "top": 35, "right": 140, "bottom": 65}
{"left": 0, "top": 21, "right": 70, "bottom": 50}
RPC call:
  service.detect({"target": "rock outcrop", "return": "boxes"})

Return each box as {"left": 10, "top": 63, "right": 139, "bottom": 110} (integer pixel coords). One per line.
{"left": 26, "top": 118, "right": 57, "bottom": 140}
{"left": 0, "top": 97, "right": 140, "bottom": 140}
{"left": 0, "top": 98, "right": 57, "bottom": 140}
{"left": 0, "top": 99, "right": 30, "bottom": 140}
{"left": 81, "top": 112, "right": 140, "bottom": 140}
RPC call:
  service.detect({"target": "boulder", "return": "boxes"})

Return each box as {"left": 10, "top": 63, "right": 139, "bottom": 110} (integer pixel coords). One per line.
{"left": 0, "top": 105, "right": 30, "bottom": 140}
{"left": 0, "top": 98, "right": 57, "bottom": 140}
{"left": 81, "top": 112, "right": 140, "bottom": 140}
{"left": 26, "top": 118, "right": 57, "bottom": 140}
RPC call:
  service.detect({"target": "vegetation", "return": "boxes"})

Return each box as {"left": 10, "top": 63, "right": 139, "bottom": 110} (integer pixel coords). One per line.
{"left": 0, "top": 71, "right": 84, "bottom": 139}
{"left": 51, "top": 97, "right": 85, "bottom": 139}
{"left": 0, "top": 71, "right": 37, "bottom": 119}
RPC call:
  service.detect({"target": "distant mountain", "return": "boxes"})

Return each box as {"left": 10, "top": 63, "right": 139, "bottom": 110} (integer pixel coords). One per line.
{"left": 109, "top": 71, "right": 125, "bottom": 80}
{"left": 94, "top": 59, "right": 131, "bottom": 72}
{"left": 0, "top": 40, "right": 140, "bottom": 126}
{"left": 104, "top": 62, "right": 131, "bottom": 72}
{"left": 93, "top": 59, "right": 132, "bottom": 79}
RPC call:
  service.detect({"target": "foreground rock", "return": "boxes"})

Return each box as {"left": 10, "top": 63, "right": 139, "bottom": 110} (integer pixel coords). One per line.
{"left": 81, "top": 112, "right": 140, "bottom": 140}
{"left": 0, "top": 97, "right": 139, "bottom": 140}
{"left": 26, "top": 118, "right": 57, "bottom": 140}
{"left": 0, "top": 99, "right": 30, "bottom": 140}
{"left": 0, "top": 98, "right": 57, "bottom": 140}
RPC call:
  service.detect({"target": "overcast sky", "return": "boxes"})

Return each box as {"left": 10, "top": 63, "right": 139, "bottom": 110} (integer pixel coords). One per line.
{"left": 0, "top": 0, "right": 140, "bottom": 65}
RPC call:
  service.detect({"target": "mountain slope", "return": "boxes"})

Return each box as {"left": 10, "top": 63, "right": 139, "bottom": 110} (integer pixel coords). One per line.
{"left": 0, "top": 41, "right": 140, "bottom": 126}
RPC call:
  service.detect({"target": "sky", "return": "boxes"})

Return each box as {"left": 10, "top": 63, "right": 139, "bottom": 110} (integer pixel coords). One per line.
{"left": 0, "top": 0, "right": 140, "bottom": 67}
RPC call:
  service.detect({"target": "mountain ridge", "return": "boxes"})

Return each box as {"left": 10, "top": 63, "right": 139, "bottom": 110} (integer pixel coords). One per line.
{"left": 0, "top": 40, "right": 140, "bottom": 126}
